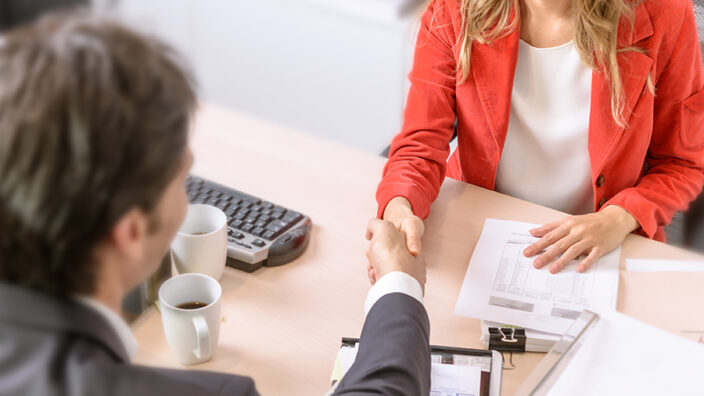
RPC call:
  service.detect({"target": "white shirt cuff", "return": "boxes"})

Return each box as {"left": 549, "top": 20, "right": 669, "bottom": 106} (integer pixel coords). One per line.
{"left": 363, "top": 271, "right": 423, "bottom": 316}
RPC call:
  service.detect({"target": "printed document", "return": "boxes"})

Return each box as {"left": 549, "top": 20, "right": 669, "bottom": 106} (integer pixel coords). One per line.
{"left": 454, "top": 219, "right": 619, "bottom": 334}
{"left": 430, "top": 363, "right": 481, "bottom": 396}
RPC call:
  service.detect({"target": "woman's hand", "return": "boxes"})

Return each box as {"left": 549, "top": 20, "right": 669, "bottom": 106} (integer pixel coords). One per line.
{"left": 523, "top": 205, "right": 639, "bottom": 273}
{"left": 382, "top": 196, "right": 424, "bottom": 256}
{"left": 365, "top": 218, "right": 427, "bottom": 292}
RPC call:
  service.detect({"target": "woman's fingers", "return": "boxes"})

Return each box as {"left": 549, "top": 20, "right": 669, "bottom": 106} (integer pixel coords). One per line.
{"left": 548, "top": 241, "right": 589, "bottom": 274}
{"left": 366, "top": 217, "right": 386, "bottom": 241}
{"left": 533, "top": 231, "right": 578, "bottom": 269}
{"left": 401, "top": 217, "right": 424, "bottom": 256}
{"left": 525, "top": 222, "right": 569, "bottom": 258}
{"left": 577, "top": 247, "right": 601, "bottom": 273}
{"left": 529, "top": 219, "right": 562, "bottom": 238}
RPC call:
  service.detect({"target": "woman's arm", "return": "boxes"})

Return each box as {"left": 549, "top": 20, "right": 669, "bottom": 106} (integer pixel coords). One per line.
{"left": 604, "top": 2, "right": 704, "bottom": 239}
{"left": 376, "top": 0, "right": 458, "bottom": 224}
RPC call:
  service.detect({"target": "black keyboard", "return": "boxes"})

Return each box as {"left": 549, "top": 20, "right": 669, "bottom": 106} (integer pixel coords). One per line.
{"left": 186, "top": 175, "right": 312, "bottom": 272}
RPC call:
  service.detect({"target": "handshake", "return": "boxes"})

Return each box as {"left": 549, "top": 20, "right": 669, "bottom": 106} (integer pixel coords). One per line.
{"left": 365, "top": 198, "right": 427, "bottom": 292}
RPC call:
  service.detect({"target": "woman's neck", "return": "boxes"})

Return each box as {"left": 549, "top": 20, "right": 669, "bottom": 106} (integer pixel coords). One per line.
{"left": 520, "top": 0, "right": 574, "bottom": 48}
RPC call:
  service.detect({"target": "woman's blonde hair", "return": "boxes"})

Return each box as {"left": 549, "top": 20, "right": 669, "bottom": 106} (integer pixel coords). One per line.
{"left": 457, "top": 0, "right": 650, "bottom": 127}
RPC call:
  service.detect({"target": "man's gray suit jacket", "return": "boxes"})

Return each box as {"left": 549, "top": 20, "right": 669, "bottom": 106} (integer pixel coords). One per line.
{"left": 0, "top": 283, "right": 430, "bottom": 395}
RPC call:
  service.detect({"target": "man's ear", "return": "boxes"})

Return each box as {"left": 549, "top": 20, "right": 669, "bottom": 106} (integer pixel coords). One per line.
{"left": 107, "top": 207, "right": 149, "bottom": 262}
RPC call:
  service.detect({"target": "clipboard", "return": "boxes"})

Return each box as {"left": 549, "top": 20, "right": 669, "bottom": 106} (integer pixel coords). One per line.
{"left": 514, "top": 310, "right": 599, "bottom": 395}
{"left": 516, "top": 309, "right": 704, "bottom": 395}
{"left": 333, "top": 337, "right": 503, "bottom": 396}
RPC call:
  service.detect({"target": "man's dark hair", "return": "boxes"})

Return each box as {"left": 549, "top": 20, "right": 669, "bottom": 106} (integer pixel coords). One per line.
{"left": 0, "top": 0, "right": 89, "bottom": 32}
{"left": 0, "top": 13, "right": 196, "bottom": 297}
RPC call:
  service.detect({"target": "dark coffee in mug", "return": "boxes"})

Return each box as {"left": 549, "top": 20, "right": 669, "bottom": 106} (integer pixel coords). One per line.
{"left": 176, "top": 301, "right": 209, "bottom": 310}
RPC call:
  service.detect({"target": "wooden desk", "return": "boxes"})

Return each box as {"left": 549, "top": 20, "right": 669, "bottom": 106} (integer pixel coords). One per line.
{"left": 131, "top": 103, "right": 704, "bottom": 395}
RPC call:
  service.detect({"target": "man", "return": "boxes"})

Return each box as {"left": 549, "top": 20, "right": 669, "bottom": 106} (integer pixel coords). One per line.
{"left": 0, "top": 13, "right": 431, "bottom": 396}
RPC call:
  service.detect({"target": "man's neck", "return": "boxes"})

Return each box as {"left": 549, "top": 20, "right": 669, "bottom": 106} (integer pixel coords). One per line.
{"left": 89, "top": 261, "right": 127, "bottom": 314}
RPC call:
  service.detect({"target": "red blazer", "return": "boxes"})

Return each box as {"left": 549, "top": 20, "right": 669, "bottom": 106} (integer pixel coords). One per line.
{"left": 377, "top": 0, "right": 704, "bottom": 241}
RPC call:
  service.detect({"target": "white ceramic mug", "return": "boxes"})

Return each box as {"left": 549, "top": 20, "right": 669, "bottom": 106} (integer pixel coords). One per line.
{"left": 171, "top": 204, "right": 227, "bottom": 280}
{"left": 158, "top": 273, "right": 222, "bottom": 365}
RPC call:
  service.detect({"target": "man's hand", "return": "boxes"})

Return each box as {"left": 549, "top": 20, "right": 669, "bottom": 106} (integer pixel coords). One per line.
{"left": 382, "top": 196, "right": 424, "bottom": 256}
{"left": 365, "top": 218, "right": 427, "bottom": 292}
{"left": 524, "top": 205, "right": 639, "bottom": 273}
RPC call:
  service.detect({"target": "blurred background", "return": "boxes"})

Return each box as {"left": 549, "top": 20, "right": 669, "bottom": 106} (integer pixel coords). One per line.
{"left": 113, "top": 0, "right": 426, "bottom": 154}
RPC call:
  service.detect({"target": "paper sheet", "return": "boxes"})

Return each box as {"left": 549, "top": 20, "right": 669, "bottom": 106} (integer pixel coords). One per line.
{"left": 430, "top": 363, "right": 481, "bottom": 396}
{"left": 546, "top": 310, "right": 704, "bottom": 396}
{"left": 454, "top": 219, "right": 619, "bottom": 334}
{"left": 626, "top": 259, "right": 704, "bottom": 272}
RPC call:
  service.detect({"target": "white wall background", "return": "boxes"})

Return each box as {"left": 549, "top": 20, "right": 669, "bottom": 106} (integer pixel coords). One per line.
{"left": 114, "top": 0, "right": 424, "bottom": 154}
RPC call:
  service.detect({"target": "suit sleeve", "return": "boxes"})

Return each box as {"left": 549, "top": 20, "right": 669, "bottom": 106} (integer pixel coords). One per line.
{"left": 332, "top": 293, "right": 431, "bottom": 396}
{"left": 605, "top": 2, "right": 704, "bottom": 238}
{"left": 375, "top": 0, "right": 458, "bottom": 219}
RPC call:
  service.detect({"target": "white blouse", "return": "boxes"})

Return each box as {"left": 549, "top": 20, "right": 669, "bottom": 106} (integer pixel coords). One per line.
{"left": 495, "top": 39, "right": 594, "bottom": 215}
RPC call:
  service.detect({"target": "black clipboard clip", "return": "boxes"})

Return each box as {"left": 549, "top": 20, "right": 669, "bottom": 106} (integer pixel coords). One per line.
{"left": 488, "top": 327, "right": 527, "bottom": 353}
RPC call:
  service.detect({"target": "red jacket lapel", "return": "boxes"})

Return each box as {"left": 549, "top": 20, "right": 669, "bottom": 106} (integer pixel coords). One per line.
{"left": 588, "top": 5, "right": 655, "bottom": 177}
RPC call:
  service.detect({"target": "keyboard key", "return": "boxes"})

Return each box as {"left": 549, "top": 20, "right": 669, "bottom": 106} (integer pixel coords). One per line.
{"left": 283, "top": 212, "right": 302, "bottom": 223}
{"left": 232, "top": 231, "right": 245, "bottom": 240}
{"left": 251, "top": 239, "right": 266, "bottom": 247}
{"left": 234, "top": 213, "right": 246, "bottom": 221}
{"left": 271, "top": 219, "right": 288, "bottom": 229}
{"left": 241, "top": 224, "right": 254, "bottom": 233}
{"left": 270, "top": 211, "right": 283, "bottom": 220}
{"left": 262, "top": 230, "right": 275, "bottom": 240}
{"left": 262, "top": 202, "right": 274, "bottom": 209}
{"left": 236, "top": 208, "right": 250, "bottom": 216}
{"left": 225, "top": 207, "right": 238, "bottom": 217}
{"left": 265, "top": 222, "right": 282, "bottom": 231}
{"left": 230, "top": 219, "right": 244, "bottom": 229}
{"left": 216, "top": 201, "right": 230, "bottom": 211}
{"left": 258, "top": 215, "right": 271, "bottom": 224}
{"left": 206, "top": 197, "right": 220, "bottom": 206}
{"left": 191, "top": 193, "right": 205, "bottom": 203}
{"left": 252, "top": 227, "right": 265, "bottom": 236}
{"left": 254, "top": 220, "right": 268, "bottom": 228}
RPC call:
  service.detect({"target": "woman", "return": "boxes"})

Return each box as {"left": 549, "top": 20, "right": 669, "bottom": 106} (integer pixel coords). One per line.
{"left": 376, "top": 0, "right": 704, "bottom": 274}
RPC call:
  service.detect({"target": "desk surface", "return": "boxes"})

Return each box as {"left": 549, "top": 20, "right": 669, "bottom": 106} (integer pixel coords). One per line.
{"left": 131, "top": 103, "right": 704, "bottom": 395}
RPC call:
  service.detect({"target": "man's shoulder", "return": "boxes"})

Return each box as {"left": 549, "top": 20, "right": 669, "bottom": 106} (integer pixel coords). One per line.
{"left": 83, "top": 362, "right": 259, "bottom": 396}
{"left": 0, "top": 320, "right": 258, "bottom": 396}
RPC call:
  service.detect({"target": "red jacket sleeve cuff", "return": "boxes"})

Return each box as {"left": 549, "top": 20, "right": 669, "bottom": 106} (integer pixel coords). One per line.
{"left": 376, "top": 182, "right": 433, "bottom": 220}
{"left": 602, "top": 188, "right": 658, "bottom": 239}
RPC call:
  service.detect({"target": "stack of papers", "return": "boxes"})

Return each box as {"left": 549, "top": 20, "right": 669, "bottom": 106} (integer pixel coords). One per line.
{"left": 455, "top": 219, "right": 620, "bottom": 349}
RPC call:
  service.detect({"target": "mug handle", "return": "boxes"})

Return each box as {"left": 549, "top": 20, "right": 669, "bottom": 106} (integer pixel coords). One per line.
{"left": 192, "top": 316, "right": 210, "bottom": 360}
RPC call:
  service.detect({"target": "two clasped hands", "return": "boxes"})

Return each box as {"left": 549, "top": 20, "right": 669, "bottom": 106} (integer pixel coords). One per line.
{"left": 365, "top": 196, "right": 640, "bottom": 290}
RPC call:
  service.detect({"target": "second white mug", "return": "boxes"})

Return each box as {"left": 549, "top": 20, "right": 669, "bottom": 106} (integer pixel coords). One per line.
{"left": 171, "top": 204, "right": 227, "bottom": 280}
